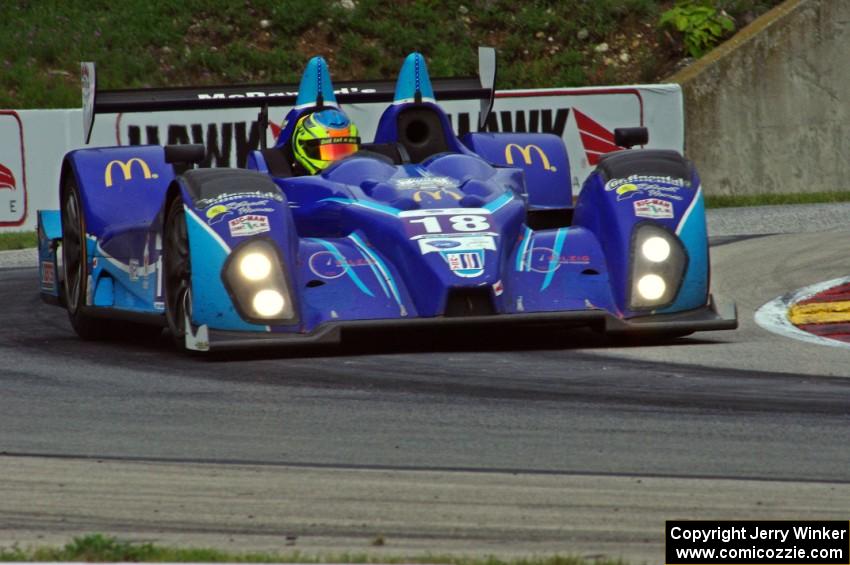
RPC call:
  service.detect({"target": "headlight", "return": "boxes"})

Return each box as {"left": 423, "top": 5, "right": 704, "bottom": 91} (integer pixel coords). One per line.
{"left": 252, "top": 289, "right": 285, "bottom": 317}
{"left": 641, "top": 236, "right": 670, "bottom": 263}
{"left": 239, "top": 252, "right": 272, "bottom": 281}
{"left": 222, "top": 239, "right": 298, "bottom": 324}
{"left": 629, "top": 223, "right": 687, "bottom": 310}
{"left": 637, "top": 274, "right": 666, "bottom": 300}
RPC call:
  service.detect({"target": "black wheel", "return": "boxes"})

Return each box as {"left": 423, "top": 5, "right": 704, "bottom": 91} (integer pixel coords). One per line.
{"left": 164, "top": 195, "right": 193, "bottom": 350}
{"left": 61, "top": 175, "right": 106, "bottom": 340}
{"left": 61, "top": 176, "right": 164, "bottom": 343}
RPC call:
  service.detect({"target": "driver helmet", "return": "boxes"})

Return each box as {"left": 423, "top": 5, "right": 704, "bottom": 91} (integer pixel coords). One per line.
{"left": 292, "top": 109, "right": 360, "bottom": 174}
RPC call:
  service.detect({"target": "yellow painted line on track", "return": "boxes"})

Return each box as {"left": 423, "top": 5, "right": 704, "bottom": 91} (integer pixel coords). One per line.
{"left": 788, "top": 300, "right": 850, "bottom": 325}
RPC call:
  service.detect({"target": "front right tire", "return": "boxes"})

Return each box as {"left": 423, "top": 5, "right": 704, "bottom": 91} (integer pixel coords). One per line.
{"left": 163, "top": 195, "right": 193, "bottom": 351}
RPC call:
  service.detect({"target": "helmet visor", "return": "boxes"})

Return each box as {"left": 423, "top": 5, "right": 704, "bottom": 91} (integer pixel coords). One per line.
{"left": 304, "top": 136, "right": 360, "bottom": 162}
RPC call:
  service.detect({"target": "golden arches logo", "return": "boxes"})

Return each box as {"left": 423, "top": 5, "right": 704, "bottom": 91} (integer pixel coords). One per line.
{"left": 413, "top": 189, "right": 462, "bottom": 203}
{"left": 503, "top": 144, "right": 557, "bottom": 172}
{"left": 104, "top": 158, "right": 158, "bottom": 187}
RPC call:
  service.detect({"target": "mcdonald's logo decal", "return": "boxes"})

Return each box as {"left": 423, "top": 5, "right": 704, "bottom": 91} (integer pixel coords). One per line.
{"left": 104, "top": 158, "right": 159, "bottom": 187}
{"left": 503, "top": 144, "right": 557, "bottom": 172}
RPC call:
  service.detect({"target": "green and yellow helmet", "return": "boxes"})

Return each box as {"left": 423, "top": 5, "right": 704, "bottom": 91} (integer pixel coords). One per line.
{"left": 292, "top": 109, "right": 360, "bottom": 174}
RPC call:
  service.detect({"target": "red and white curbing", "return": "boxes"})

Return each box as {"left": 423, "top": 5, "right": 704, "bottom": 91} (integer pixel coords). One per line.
{"left": 755, "top": 276, "right": 850, "bottom": 349}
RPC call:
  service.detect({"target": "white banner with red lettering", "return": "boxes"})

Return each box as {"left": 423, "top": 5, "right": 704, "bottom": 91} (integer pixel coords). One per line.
{"left": 0, "top": 84, "right": 682, "bottom": 232}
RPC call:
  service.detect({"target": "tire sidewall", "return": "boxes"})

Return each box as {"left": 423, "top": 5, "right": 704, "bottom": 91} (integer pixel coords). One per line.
{"left": 164, "top": 196, "right": 191, "bottom": 348}
{"left": 62, "top": 179, "right": 86, "bottom": 316}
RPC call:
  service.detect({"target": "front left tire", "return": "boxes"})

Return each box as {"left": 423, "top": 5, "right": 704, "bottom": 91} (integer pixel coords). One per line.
{"left": 61, "top": 175, "right": 106, "bottom": 340}
{"left": 61, "top": 174, "right": 163, "bottom": 343}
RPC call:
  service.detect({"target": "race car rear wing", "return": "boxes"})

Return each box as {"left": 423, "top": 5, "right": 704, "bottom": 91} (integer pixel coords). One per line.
{"left": 82, "top": 47, "right": 496, "bottom": 144}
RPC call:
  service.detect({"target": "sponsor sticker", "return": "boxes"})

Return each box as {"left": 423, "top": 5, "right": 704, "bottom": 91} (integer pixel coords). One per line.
{"left": 493, "top": 279, "right": 504, "bottom": 296}
{"left": 633, "top": 198, "right": 673, "bottom": 219}
{"left": 418, "top": 235, "right": 497, "bottom": 255}
{"left": 307, "top": 251, "right": 348, "bottom": 279}
{"left": 443, "top": 250, "right": 485, "bottom": 278}
{"left": 205, "top": 199, "right": 275, "bottom": 224}
{"left": 605, "top": 175, "right": 690, "bottom": 201}
{"left": 392, "top": 176, "right": 458, "bottom": 190}
{"left": 308, "top": 251, "right": 348, "bottom": 279}
{"left": 525, "top": 247, "right": 591, "bottom": 273}
{"left": 614, "top": 183, "right": 639, "bottom": 198}
{"left": 605, "top": 175, "right": 691, "bottom": 190}
{"left": 228, "top": 215, "right": 270, "bottom": 237}
{"left": 206, "top": 205, "right": 229, "bottom": 222}
{"left": 425, "top": 240, "right": 460, "bottom": 249}
{"left": 41, "top": 262, "right": 55, "bottom": 288}
{"left": 387, "top": 177, "right": 463, "bottom": 203}
{"left": 195, "top": 85, "right": 378, "bottom": 100}
{"left": 308, "top": 251, "right": 376, "bottom": 279}
{"left": 128, "top": 259, "right": 140, "bottom": 281}
{"left": 503, "top": 143, "right": 557, "bottom": 172}
{"left": 103, "top": 158, "right": 159, "bottom": 188}
{"left": 406, "top": 213, "right": 494, "bottom": 239}
{"left": 197, "top": 191, "right": 284, "bottom": 209}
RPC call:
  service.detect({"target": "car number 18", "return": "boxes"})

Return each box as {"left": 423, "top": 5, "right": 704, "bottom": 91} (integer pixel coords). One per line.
{"left": 409, "top": 215, "right": 490, "bottom": 234}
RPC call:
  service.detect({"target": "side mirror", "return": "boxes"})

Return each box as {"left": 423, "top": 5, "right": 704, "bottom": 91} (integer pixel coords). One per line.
{"left": 614, "top": 127, "right": 648, "bottom": 149}
{"left": 165, "top": 144, "right": 205, "bottom": 165}
{"left": 165, "top": 144, "right": 205, "bottom": 174}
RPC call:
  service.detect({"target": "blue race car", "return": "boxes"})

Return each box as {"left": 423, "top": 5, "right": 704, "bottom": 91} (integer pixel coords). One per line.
{"left": 38, "top": 48, "right": 737, "bottom": 352}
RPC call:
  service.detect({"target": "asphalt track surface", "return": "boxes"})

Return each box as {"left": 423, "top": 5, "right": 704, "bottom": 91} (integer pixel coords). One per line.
{"left": 1, "top": 206, "right": 849, "bottom": 561}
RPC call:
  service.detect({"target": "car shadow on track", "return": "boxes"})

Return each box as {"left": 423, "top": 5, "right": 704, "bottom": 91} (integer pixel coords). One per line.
{"left": 199, "top": 325, "right": 726, "bottom": 362}
{"left": 13, "top": 307, "right": 729, "bottom": 362}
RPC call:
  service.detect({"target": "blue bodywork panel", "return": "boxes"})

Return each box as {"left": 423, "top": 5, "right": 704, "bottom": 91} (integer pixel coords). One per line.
{"left": 573, "top": 168, "right": 706, "bottom": 315}
{"left": 462, "top": 132, "right": 572, "bottom": 209}
{"left": 40, "top": 50, "right": 721, "bottom": 349}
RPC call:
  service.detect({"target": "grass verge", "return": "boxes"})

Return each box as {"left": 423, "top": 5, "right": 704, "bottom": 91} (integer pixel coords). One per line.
{"left": 705, "top": 191, "right": 850, "bottom": 208}
{"left": 0, "top": 534, "right": 627, "bottom": 564}
{"left": 0, "top": 231, "right": 37, "bottom": 251}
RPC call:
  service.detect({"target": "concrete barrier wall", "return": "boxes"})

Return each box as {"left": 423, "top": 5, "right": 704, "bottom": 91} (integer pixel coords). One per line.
{"left": 669, "top": 0, "right": 849, "bottom": 195}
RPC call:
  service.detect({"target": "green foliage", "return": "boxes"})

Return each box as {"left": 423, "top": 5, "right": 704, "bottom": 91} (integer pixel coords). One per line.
{"left": 659, "top": 0, "right": 736, "bottom": 58}
{"left": 0, "top": 0, "right": 781, "bottom": 109}
{"left": 0, "top": 231, "right": 37, "bottom": 251}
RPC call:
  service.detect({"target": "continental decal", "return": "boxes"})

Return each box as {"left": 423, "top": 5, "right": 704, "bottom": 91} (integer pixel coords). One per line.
{"left": 104, "top": 158, "right": 159, "bottom": 187}
{"left": 503, "top": 144, "right": 557, "bottom": 172}
{"left": 604, "top": 175, "right": 691, "bottom": 190}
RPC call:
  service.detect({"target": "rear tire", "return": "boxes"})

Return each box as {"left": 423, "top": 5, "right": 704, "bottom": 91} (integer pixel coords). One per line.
{"left": 163, "top": 195, "right": 193, "bottom": 351}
